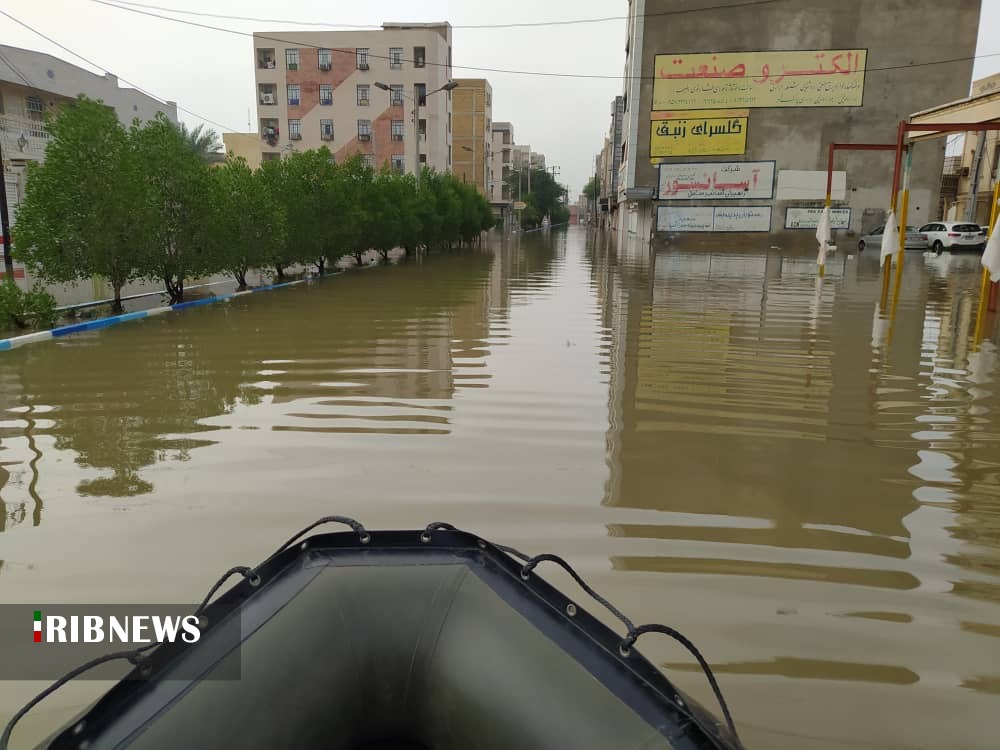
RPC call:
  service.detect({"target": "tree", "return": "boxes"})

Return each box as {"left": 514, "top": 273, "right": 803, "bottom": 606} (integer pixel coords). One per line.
{"left": 177, "top": 122, "right": 224, "bottom": 164}
{"left": 583, "top": 176, "right": 601, "bottom": 201}
{"left": 209, "top": 156, "right": 284, "bottom": 288}
{"left": 132, "top": 114, "right": 213, "bottom": 303}
{"left": 13, "top": 96, "right": 147, "bottom": 312}
{"left": 328, "top": 155, "right": 371, "bottom": 267}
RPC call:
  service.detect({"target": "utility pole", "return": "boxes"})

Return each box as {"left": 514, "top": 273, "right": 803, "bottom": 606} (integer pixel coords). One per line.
{"left": 0, "top": 141, "right": 14, "bottom": 280}
{"left": 413, "top": 83, "right": 421, "bottom": 177}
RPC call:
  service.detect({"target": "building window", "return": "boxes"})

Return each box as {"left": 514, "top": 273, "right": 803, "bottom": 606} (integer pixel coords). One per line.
{"left": 389, "top": 84, "right": 404, "bottom": 106}
{"left": 320, "top": 84, "right": 333, "bottom": 105}
{"left": 318, "top": 48, "right": 332, "bottom": 70}
{"left": 413, "top": 46, "right": 426, "bottom": 68}
{"left": 320, "top": 119, "right": 333, "bottom": 140}
{"left": 285, "top": 48, "right": 299, "bottom": 70}
{"left": 358, "top": 119, "right": 372, "bottom": 141}
{"left": 419, "top": 154, "right": 427, "bottom": 165}
{"left": 25, "top": 95, "right": 45, "bottom": 137}
{"left": 389, "top": 48, "right": 402, "bottom": 69}
{"left": 486, "top": 92, "right": 492, "bottom": 106}
{"left": 356, "top": 48, "right": 369, "bottom": 70}
{"left": 391, "top": 120, "right": 404, "bottom": 141}
{"left": 415, "top": 83, "right": 427, "bottom": 106}
{"left": 356, "top": 84, "right": 370, "bottom": 105}
{"left": 418, "top": 118, "right": 426, "bottom": 139}
{"left": 391, "top": 155, "right": 405, "bottom": 173}
{"left": 289, "top": 119, "right": 302, "bottom": 139}
{"left": 362, "top": 154, "right": 375, "bottom": 169}
{"left": 287, "top": 84, "right": 300, "bottom": 106}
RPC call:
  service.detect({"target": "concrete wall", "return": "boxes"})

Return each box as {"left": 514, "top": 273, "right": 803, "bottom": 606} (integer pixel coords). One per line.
{"left": 253, "top": 25, "right": 452, "bottom": 174}
{"left": 452, "top": 79, "right": 492, "bottom": 195}
{"left": 624, "top": 0, "right": 981, "bottom": 244}
{"left": 222, "top": 132, "right": 263, "bottom": 169}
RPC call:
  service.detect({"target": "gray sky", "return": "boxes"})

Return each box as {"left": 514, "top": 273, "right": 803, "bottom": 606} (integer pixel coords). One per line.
{"left": 2, "top": 0, "right": 999, "bottom": 195}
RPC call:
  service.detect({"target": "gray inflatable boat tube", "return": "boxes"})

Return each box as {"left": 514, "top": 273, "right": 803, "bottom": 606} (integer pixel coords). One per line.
{"left": 35, "top": 525, "right": 743, "bottom": 750}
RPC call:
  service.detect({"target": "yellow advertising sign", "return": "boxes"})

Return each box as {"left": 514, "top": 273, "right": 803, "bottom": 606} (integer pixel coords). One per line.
{"left": 650, "top": 111, "right": 748, "bottom": 158}
{"left": 653, "top": 50, "right": 867, "bottom": 110}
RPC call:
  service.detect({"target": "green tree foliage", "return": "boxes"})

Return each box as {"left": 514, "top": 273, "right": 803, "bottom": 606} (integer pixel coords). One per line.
{"left": 0, "top": 281, "right": 57, "bottom": 331}
{"left": 13, "top": 96, "right": 147, "bottom": 312}
{"left": 177, "top": 122, "right": 224, "bottom": 164}
{"left": 133, "top": 114, "right": 213, "bottom": 303}
{"left": 209, "top": 156, "right": 285, "bottom": 288}
{"left": 583, "top": 176, "right": 601, "bottom": 201}
{"left": 14, "top": 97, "right": 498, "bottom": 306}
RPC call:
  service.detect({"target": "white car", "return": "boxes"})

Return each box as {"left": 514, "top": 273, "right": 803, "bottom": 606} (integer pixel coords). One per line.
{"left": 918, "top": 222, "right": 986, "bottom": 252}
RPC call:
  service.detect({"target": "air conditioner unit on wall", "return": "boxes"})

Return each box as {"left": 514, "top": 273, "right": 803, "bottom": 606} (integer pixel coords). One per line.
{"left": 319, "top": 63, "right": 332, "bottom": 71}
{"left": 260, "top": 93, "right": 275, "bottom": 104}
{"left": 358, "top": 134, "right": 371, "bottom": 141}
{"left": 358, "top": 63, "right": 370, "bottom": 71}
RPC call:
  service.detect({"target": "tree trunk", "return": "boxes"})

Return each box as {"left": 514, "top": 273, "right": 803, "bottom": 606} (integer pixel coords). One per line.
{"left": 275, "top": 265, "right": 286, "bottom": 280}
{"left": 234, "top": 269, "right": 248, "bottom": 290}
{"left": 378, "top": 249, "right": 389, "bottom": 261}
{"left": 315, "top": 257, "right": 325, "bottom": 276}
{"left": 353, "top": 251, "right": 363, "bottom": 266}
{"left": 112, "top": 284, "right": 124, "bottom": 315}
{"left": 164, "top": 275, "right": 184, "bottom": 304}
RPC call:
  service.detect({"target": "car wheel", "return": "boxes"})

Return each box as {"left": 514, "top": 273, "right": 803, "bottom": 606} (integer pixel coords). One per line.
{"left": 932, "top": 240, "right": 944, "bottom": 253}
{"left": 858, "top": 240, "right": 866, "bottom": 251}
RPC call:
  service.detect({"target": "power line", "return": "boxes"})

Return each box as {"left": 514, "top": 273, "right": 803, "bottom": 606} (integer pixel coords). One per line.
{"left": 88, "top": 0, "right": 1000, "bottom": 82}
{"left": 99, "top": 0, "right": 783, "bottom": 30}
{"left": 0, "top": 7, "right": 241, "bottom": 134}
{"left": 0, "top": 49, "right": 34, "bottom": 87}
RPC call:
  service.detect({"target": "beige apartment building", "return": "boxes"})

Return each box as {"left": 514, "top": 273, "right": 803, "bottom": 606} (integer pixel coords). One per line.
{"left": 490, "top": 122, "right": 513, "bottom": 202}
{"left": 252, "top": 23, "right": 454, "bottom": 173}
{"left": 451, "top": 78, "right": 491, "bottom": 195}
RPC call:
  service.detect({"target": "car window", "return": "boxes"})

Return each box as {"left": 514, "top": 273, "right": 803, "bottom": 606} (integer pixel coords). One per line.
{"left": 905, "top": 226, "right": 918, "bottom": 232}
{"left": 955, "top": 224, "right": 979, "bottom": 232}
{"left": 918, "top": 224, "right": 933, "bottom": 232}
{"left": 871, "top": 226, "right": 884, "bottom": 235}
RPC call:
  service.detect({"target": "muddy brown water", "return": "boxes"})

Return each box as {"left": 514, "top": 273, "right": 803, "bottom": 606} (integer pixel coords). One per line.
{"left": 1, "top": 228, "right": 999, "bottom": 748}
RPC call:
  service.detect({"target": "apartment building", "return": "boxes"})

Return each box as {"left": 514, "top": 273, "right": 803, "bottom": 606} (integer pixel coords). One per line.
{"left": 451, "top": 78, "right": 492, "bottom": 195}
{"left": 252, "top": 23, "right": 453, "bottom": 173}
{"left": 1, "top": 44, "right": 178, "bottom": 281}
{"left": 0, "top": 44, "right": 177, "bottom": 166}
{"left": 490, "top": 122, "right": 514, "bottom": 202}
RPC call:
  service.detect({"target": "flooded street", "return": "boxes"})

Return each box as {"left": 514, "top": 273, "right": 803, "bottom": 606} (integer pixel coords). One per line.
{"left": 2, "top": 227, "right": 999, "bottom": 748}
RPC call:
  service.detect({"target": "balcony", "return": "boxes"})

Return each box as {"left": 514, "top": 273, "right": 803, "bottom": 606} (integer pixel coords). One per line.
{"left": 358, "top": 133, "right": 371, "bottom": 142}
{"left": 0, "top": 114, "right": 51, "bottom": 160}
{"left": 319, "top": 62, "right": 332, "bottom": 71}
{"left": 290, "top": 132, "right": 302, "bottom": 141}
{"left": 260, "top": 118, "right": 279, "bottom": 147}
{"left": 256, "top": 48, "right": 276, "bottom": 69}
{"left": 391, "top": 134, "right": 403, "bottom": 142}
{"left": 358, "top": 63, "right": 370, "bottom": 71}
{"left": 358, "top": 98, "right": 370, "bottom": 106}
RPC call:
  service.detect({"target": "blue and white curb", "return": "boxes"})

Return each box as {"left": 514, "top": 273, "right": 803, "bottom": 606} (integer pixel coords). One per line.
{"left": 1, "top": 278, "right": 309, "bottom": 352}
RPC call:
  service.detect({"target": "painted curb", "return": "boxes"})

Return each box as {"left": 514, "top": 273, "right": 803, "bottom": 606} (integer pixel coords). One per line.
{"left": 1, "top": 277, "right": 315, "bottom": 353}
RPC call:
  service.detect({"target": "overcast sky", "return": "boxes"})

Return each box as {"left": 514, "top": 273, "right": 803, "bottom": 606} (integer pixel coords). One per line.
{"left": 2, "top": 0, "right": 999, "bottom": 195}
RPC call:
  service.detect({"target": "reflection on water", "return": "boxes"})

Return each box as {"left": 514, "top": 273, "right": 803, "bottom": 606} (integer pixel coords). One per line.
{"left": 1, "top": 230, "right": 999, "bottom": 748}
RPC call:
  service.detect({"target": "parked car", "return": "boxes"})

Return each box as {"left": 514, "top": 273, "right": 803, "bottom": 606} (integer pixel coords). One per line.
{"left": 858, "top": 225, "right": 928, "bottom": 252}
{"left": 917, "top": 222, "right": 985, "bottom": 252}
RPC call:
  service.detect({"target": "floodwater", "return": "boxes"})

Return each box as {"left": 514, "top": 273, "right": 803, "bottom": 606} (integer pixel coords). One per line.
{"left": 2, "top": 227, "right": 999, "bottom": 749}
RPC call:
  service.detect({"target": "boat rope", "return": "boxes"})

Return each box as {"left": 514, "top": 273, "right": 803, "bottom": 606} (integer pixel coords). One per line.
{"left": 621, "top": 624, "right": 742, "bottom": 747}
{"left": 519, "top": 553, "right": 636, "bottom": 633}
{"left": 516, "top": 552, "right": 741, "bottom": 747}
{"left": 0, "top": 648, "right": 155, "bottom": 750}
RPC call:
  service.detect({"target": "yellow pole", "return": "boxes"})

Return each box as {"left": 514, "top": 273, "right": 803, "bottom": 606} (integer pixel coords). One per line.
{"left": 972, "top": 181, "right": 1000, "bottom": 348}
